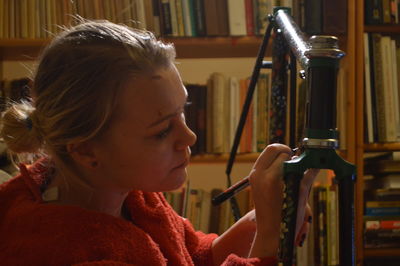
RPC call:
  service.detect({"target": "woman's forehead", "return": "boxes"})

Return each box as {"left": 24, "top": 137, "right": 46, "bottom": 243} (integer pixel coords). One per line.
{"left": 116, "top": 66, "right": 186, "bottom": 122}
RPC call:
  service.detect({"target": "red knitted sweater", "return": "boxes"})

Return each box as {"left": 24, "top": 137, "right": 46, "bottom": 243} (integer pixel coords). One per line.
{"left": 0, "top": 160, "right": 277, "bottom": 265}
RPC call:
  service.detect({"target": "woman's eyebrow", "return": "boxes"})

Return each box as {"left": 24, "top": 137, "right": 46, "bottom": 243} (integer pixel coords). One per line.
{"left": 147, "top": 110, "right": 180, "bottom": 129}
{"left": 147, "top": 95, "right": 188, "bottom": 128}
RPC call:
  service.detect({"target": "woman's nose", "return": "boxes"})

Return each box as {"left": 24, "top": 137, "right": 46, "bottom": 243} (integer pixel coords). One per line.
{"left": 175, "top": 122, "right": 197, "bottom": 151}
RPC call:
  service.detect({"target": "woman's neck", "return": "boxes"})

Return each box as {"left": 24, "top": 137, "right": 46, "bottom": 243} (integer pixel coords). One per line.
{"left": 45, "top": 171, "right": 129, "bottom": 219}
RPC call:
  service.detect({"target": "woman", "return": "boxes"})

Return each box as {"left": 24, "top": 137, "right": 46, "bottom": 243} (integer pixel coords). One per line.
{"left": 0, "top": 21, "right": 315, "bottom": 265}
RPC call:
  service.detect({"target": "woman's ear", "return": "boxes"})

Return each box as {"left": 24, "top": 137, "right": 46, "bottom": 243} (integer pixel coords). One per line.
{"left": 67, "top": 141, "right": 99, "bottom": 169}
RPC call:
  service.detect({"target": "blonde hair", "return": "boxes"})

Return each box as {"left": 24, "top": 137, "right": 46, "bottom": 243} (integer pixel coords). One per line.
{"left": 1, "top": 21, "right": 176, "bottom": 165}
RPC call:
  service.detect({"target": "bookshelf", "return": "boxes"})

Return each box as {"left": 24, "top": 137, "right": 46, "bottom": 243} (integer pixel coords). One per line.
{"left": 355, "top": 0, "right": 400, "bottom": 264}
{"left": 0, "top": 36, "right": 266, "bottom": 61}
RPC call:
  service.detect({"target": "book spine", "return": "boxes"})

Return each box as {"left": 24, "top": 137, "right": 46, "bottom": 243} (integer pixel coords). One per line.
{"left": 160, "top": 0, "right": 173, "bottom": 35}
{"left": 245, "top": 0, "right": 254, "bottom": 36}
{"left": 192, "top": 0, "right": 206, "bottom": 36}
{"left": 382, "top": 0, "right": 392, "bottom": 23}
{"left": 365, "top": 207, "right": 400, "bottom": 216}
{"left": 216, "top": 0, "right": 229, "bottom": 36}
{"left": 174, "top": 0, "right": 185, "bottom": 36}
{"left": 203, "top": 0, "right": 219, "bottom": 36}
{"left": 304, "top": 0, "right": 322, "bottom": 35}
{"left": 227, "top": 0, "right": 247, "bottom": 36}
{"left": 181, "top": 0, "right": 193, "bottom": 36}
{"left": 366, "top": 0, "right": 383, "bottom": 24}
{"left": 169, "top": 0, "right": 179, "bottom": 36}
{"left": 366, "top": 201, "right": 400, "bottom": 207}
{"left": 322, "top": 0, "right": 347, "bottom": 34}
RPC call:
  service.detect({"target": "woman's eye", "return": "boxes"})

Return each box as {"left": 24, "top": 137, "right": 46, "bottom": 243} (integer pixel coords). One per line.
{"left": 156, "top": 125, "right": 172, "bottom": 139}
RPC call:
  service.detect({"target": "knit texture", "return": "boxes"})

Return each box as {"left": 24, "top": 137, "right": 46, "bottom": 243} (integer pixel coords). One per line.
{"left": 0, "top": 159, "right": 277, "bottom": 266}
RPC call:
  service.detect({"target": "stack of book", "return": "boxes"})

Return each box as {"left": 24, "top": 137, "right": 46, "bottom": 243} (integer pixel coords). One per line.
{"left": 364, "top": 152, "right": 400, "bottom": 248}
{"left": 363, "top": 33, "right": 400, "bottom": 143}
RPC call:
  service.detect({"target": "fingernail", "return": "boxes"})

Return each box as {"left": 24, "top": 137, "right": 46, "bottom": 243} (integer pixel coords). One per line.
{"left": 308, "top": 215, "right": 312, "bottom": 223}
{"left": 299, "top": 233, "right": 306, "bottom": 247}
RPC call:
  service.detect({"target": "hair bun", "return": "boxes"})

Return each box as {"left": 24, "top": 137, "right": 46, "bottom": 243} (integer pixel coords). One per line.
{"left": 0, "top": 102, "right": 42, "bottom": 153}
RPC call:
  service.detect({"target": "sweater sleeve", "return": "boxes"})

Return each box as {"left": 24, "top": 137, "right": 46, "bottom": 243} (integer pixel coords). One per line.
{"left": 182, "top": 218, "right": 278, "bottom": 266}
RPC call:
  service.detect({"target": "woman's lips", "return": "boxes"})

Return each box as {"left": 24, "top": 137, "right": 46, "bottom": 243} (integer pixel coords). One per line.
{"left": 173, "top": 158, "right": 189, "bottom": 169}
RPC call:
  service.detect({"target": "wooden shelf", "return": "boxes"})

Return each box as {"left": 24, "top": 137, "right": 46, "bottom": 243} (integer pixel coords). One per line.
{"left": 0, "top": 36, "right": 265, "bottom": 60}
{"left": 364, "top": 143, "right": 400, "bottom": 151}
{"left": 364, "top": 25, "right": 400, "bottom": 33}
{"left": 364, "top": 248, "right": 400, "bottom": 257}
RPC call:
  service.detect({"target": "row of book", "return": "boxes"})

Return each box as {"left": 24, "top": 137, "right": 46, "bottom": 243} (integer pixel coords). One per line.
{"left": 364, "top": 151, "right": 400, "bottom": 248}
{"left": 185, "top": 72, "right": 298, "bottom": 155}
{"left": 365, "top": 0, "right": 400, "bottom": 25}
{"left": 166, "top": 173, "right": 344, "bottom": 265}
{"left": 0, "top": 0, "right": 291, "bottom": 39}
{"left": 296, "top": 180, "right": 341, "bottom": 266}
{"left": 164, "top": 187, "right": 252, "bottom": 234}
{"left": 0, "top": 0, "right": 349, "bottom": 40}
{"left": 363, "top": 33, "right": 400, "bottom": 143}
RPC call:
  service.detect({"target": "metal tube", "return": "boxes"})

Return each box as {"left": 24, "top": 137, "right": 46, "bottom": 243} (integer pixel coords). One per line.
{"left": 274, "top": 9, "right": 309, "bottom": 69}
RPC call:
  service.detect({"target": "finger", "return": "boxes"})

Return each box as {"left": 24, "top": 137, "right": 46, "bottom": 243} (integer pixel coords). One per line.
{"left": 253, "top": 143, "right": 292, "bottom": 170}
{"left": 295, "top": 205, "right": 312, "bottom": 246}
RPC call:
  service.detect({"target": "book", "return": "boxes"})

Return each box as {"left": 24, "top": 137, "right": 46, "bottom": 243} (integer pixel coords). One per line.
{"left": 181, "top": 0, "right": 193, "bottom": 36}
{"left": 373, "top": 188, "right": 400, "bottom": 201}
{"left": 257, "top": 0, "right": 273, "bottom": 35}
{"left": 152, "top": 0, "right": 161, "bottom": 35}
{"left": 159, "top": 0, "right": 173, "bottom": 35}
{"left": 216, "top": 0, "right": 229, "bottom": 36}
{"left": 209, "top": 188, "right": 223, "bottom": 234}
{"left": 192, "top": 0, "right": 206, "bottom": 36}
{"left": 143, "top": 0, "right": 156, "bottom": 33}
{"left": 169, "top": 0, "right": 179, "bottom": 36}
{"left": 304, "top": 0, "right": 322, "bottom": 35}
{"left": 209, "top": 72, "right": 227, "bottom": 153}
{"left": 366, "top": 201, "right": 400, "bottom": 208}
{"left": 390, "top": 39, "right": 400, "bottom": 141}
{"left": 203, "top": 0, "right": 219, "bottom": 36}
{"left": 365, "top": 206, "right": 400, "bottom": 216}
{"left": 381, "top": 36, "right": 397, "bottom": 142}
{"left": 364, "top": 228, "right": 400, "bottom": 248}
{"left": 365, "top": 217, "right": 400, "bottom": 230}
{"left": 185, "top": 84, "right": 207, "bottom": 155}
{"left": 229, "top": 77, "right": 240, "bottom": 153}
{"left": 365, "top": 159, "right": 400, "bottom": 174}
{"left": 245, "top": 0, "right": 255, "bottom": 36}
{"left": 327, "top": 185, "right": 339, "bottom": 265}
{"left": 186, "top": 84, "right": 200, "bottom": 155}
{"left": 175, "top": 0, "right": 185, "bottom": 36}
{"left": 380, "top": 174, "right": 400, "bottom": 189}
{"left": 227, "top": 0, "right": 247, "bottom": 36}
{"left": 322, "top": 0, "right": 347, "bottom": 34}
{"left": 382, "top": 0, "right": 391, "bottom": 23}
{"left": 365, "top": 0, "right": 383, "bottom": 24}
{"left": 364, "top": 33, "right": 374, "bottom": 143}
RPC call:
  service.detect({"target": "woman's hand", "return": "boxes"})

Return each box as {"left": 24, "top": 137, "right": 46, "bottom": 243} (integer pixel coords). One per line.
{"left": 248, "top": 143, "right": 292, "bottom": 257}
{"left": 247, "top": 144, "right": 318, "bottom": 258}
